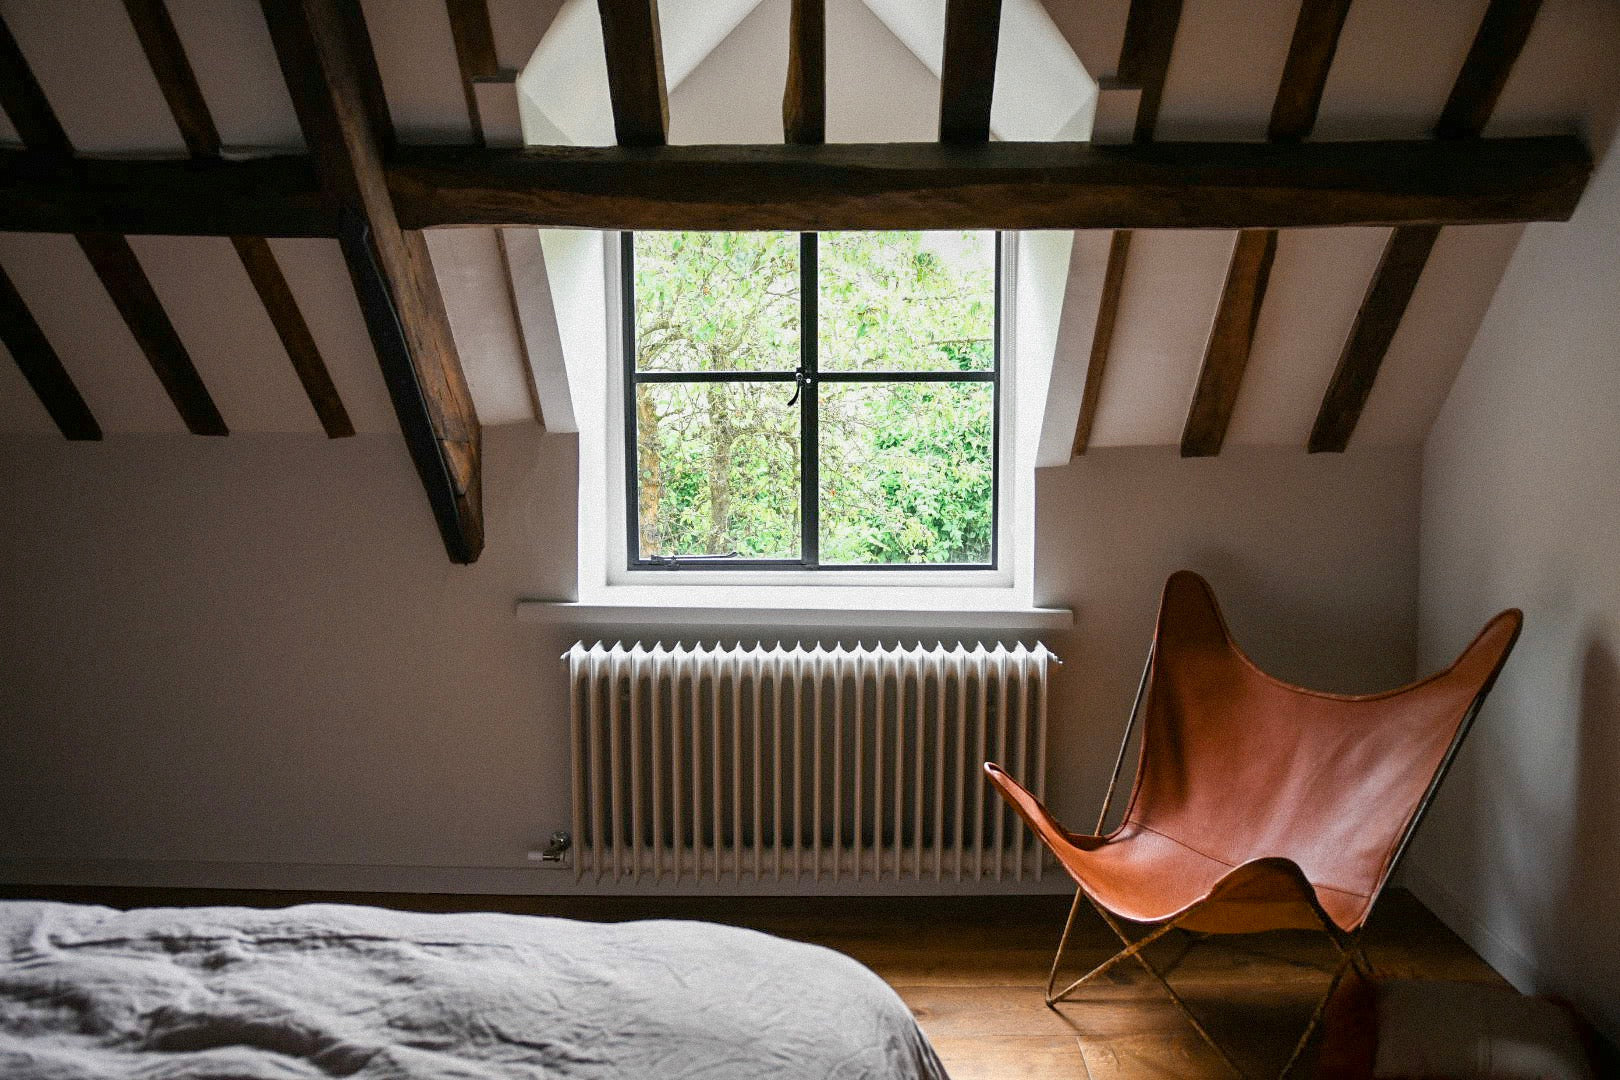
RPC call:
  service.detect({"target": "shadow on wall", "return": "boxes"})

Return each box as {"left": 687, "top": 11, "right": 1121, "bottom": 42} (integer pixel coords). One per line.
{"left": 1563, "top": 634, "right": 1620, "bottom": 1034}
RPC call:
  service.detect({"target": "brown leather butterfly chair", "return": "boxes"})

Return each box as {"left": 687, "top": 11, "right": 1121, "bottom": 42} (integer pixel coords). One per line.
{"left": 985, "top": 571, "right": 1521, "bottom": 1079}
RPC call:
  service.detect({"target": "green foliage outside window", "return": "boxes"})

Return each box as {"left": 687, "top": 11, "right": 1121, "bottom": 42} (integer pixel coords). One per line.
{"left": 631, "top": 230, "right": 996, "bottom": 566}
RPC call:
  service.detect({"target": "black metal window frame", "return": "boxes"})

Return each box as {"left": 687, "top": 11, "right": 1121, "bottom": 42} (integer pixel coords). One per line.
{"left": 621, "top": 230, "right": 1002, "bottom": 572}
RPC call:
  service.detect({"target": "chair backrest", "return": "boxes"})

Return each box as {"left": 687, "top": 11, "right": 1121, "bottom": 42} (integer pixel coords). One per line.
{"left": 1120, "top": 571, "right": 1521, "bottom": 931}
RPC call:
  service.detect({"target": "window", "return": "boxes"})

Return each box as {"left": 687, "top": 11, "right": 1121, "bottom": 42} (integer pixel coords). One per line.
{"left": 621, "top": 230, "right": 1001, "bottom": 571}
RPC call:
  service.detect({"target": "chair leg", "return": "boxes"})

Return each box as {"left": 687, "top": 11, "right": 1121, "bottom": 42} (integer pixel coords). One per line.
{"left": 1095, "top": 907, "right": 1251, "bottom": 1080}
{"left": 1278, "top": 947, "right": 1356, "bottom": 1079}
{"left": 1044, "top": 889, "right": 1086, "bottom": 1006}
{"left": 1045, "top": 889, "right": 1182, "bottom": 1007}
{"left": 1045, "top": 894, "right": 1364, "bottom": 1079}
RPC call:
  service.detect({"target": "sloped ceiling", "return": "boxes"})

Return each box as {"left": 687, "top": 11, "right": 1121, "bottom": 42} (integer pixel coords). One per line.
{"left": 0, "top": 0, "right": 1616, "bottom": 449}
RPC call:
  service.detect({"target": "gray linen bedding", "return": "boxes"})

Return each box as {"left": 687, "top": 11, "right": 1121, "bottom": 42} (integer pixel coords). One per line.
{"left": 0, "top": 901, "right": 948, "bottom": 1080}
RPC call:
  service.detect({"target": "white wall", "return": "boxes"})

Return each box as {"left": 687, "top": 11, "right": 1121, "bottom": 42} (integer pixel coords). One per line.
{"left": 1409, "top": 134, "right": 1620, "bottom": 1040}
{"left": 1034, "top": 446, "right": 1422, "bottom": 826}
{"left": 0, "top": 425, "right": 1421, "bottom": 894}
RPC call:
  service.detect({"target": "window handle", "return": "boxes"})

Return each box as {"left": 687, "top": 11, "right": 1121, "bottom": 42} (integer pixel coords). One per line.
{"left": 786, "top": 365, "right": 813, "bottom": 407}
{"left": 649, "top": 552, "right": 742, "bottom": 568}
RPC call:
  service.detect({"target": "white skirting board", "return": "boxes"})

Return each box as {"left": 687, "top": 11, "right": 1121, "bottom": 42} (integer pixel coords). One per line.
{"left": 0, "top": 857, "right": 1074, "bottom": 898}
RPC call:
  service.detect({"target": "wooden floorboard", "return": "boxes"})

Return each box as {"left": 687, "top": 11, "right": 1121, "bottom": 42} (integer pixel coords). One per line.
{"left": 0, "top": 884, "right": 1508, "bottom": 1078}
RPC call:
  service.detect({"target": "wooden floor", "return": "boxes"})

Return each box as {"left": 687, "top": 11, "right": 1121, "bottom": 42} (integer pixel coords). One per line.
{"left": 2, "top": 884, "right": 1507, "bottom": 1079}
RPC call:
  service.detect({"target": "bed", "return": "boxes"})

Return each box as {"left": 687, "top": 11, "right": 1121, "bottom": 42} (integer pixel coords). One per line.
{"left": 0, "top": 900, "right": 948, "bottom": 1079}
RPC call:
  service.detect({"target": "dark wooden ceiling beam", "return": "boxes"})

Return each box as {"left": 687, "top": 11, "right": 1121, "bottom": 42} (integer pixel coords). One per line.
{"left": 0, "top": 150, "right": 336, "bottom": 236}
{"left": 124, "top": 0, "right": 352, "bottom": 438}
{"left": 231, "top": 235, "right": 353, "bottom": 437}
{"left": 1181, "top": 229, "right": 1278, "bottom": 456}
{"left": 0, "top": 16, "right": 69, "bottom": 152}
{"left": 1308, "top": 225, "right": 1440, "bottom": 452}
{"left": 0, "top": 10, "right": 226, "bottom": 436}
{"left": 1309, "top": 0, "right": 1543, "bottom": 453}
{"left": 261, "top": 0, "right": 482, "bottom": 562}
{"left": 938, "top": 0, "right": 1001, "bottom": 143}
{"left": 446, "top": 0, "right": 499, "bottom": 140}
{"left": 782, "top": 0, "right": 824, "bottom": 145}
{"left": 1071, "top": 0, "right": 1186, "bottom": 458}
{"left": 0, "top": 261, "right": 99, "bottom": 439}
{"left": 596, "top": 0, "right": 667, "bottom": 146}
{"left": 1116, "top": 0, "right": 1183, "bottom": 142}
{"left": 1179, "top": 0, "right": 1351, "bottom": 457}
{"left": 0, "top": 134, "right": 1592, "bottom": 236}
{"left": 1071, "top": 230, "right": 1131, "bottom": 456}
{"left": 1436, "top": 0, "right": 1542, "bottom": 140}
{"left": 77, "top": 232, "right": 229, "bottom": 435}
{"left": 122, "top": 0, "right": 221, "bottom": 157}
{"left": 1269, "top": 0, "right": 1354, "bottom": 142}
{"left": 385, "top": 135, "right": 1590, "bottom": 232}
{"left": 0, "top": 13, "right": 100, "bottom": 439}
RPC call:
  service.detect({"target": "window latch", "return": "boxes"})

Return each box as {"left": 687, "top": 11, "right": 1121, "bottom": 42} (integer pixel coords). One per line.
{"left": 649, "top": 552, "right": 743, "bottom": 569}
{"left": 786, "top": 365, "right": 813, "bottom": 407}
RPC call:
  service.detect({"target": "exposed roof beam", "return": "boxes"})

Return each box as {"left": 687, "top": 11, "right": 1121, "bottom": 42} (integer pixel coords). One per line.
{"left": 1070, "top": 229, "right": 1131, "bottom": 456}
{"left": 444, "top": 3, "right": 544, "bottom": 431}
{"left": 1181, "top": 229, "right": 1278, "bottom": 456}
{"left": 262, "top": 0, "right": 483, "bottom": 563}
{"left": 0, "top": 21, "right": 100, "bottom": 439}
{"left": 1309, "top": 0, "right": 1543, "bottom": 453}
{"left": 0, "top": 16, "right": 69, "bottom": 152}
{"left": 938, "top": 0, "right": 1002, "bottom": 143}
{"left": 1436, "top": 0, "right": 1542, "bottom": 140}
{"left": 124, "top": 0, "right": 352, "bottom": 439}
{"left": 0, "top": 150, "right": 336, "bottom": 236}
{"left": 386, "top": 136, "right": 1590, "bottom": 232}
{"left": 1308, "top": 225, "right": 1440, "bottom": 452}
{"left": 596, "top": 0, "right": 667, "bottom": 147}
{"left": 1268, "top": 0, "right": 1353, "bottom": 142}
{"left": 1179, "top": 1, "right": 1350, "bottom": 457}
{"left": 232, "top": 236, "right": 354, "bottom": 437}
{"left": 1116, "top": 0, "right": 1183, "bottom": 142}
{"left": 122, "top": 0, "right": 221, "bottom": 157}
{"left": 0, "top": 135, "right": 1591, "bottom": 237}
{"left": 783, "top": 0, "right": 824, "bottom": 145}
{"left": 446, "top": 0, "right": 500, "bottom": 140}
{"left": 1069, "top": 0, "right": 1186, "bottom": 458}
{"left": 0, "top": 11, "right": 226, "bottom": 436}
{"left": 78, "top": 232, "right": 229, "bottom": 435}
{"left": 0, "top": 261, "right": 99, "bottom": 440}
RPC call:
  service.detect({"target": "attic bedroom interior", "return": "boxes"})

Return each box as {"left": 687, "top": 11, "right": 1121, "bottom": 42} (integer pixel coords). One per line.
{"left": 1, "top": 0, "right": 1617, "bottom": 1077}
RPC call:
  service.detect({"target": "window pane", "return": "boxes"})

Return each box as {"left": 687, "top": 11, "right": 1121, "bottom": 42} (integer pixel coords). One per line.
{"left": 632, "top": 232, "right": 800, "bottom": 373}
{"left": 819, "top": 231, "right": 995, "bottom": 373}
{"left": 635, "top": 381, "right": 801, "bottom": 560}
{"left": 819, "top": 382, "right": 993, "bottom": 565}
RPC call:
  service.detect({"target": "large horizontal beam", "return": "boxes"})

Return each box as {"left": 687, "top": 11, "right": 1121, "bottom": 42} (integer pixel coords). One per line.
{"left": 387, "top": 137, "right": 1591, "bottom": 232}
{"left": 0, "top": 150, "right": 337, "bottom": 235}
{"left": 0, "top": 136, "right": 1591, "bottom": 237}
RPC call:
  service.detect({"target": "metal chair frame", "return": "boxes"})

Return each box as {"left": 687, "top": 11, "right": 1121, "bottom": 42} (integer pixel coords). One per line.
{"left": 1040, "top": 640, "right": 1498, "bottom": 1080}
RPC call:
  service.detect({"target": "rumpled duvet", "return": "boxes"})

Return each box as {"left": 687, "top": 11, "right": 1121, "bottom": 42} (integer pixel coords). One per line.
{"left": 0, "top": 901, "right": 949, "bottom": 1079}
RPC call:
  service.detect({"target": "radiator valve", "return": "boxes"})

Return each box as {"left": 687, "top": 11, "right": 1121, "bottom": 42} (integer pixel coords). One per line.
{"left": 528, "top": 831, "right": 573, "bottom": 865}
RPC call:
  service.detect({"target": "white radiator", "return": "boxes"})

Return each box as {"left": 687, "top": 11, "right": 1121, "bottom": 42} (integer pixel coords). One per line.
{"left": 564, "top": 641, "right": 1056, "bottom": 884}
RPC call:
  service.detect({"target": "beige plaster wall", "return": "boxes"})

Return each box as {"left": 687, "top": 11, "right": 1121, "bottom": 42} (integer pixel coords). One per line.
{"left": 0, "top": 429, "right": 1421, "bottom": 895}
{"left": 1410, "top": 134, "right": 1620, "bottom": 1040}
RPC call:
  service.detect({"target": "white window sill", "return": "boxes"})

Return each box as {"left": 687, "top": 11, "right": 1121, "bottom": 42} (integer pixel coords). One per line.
{"left": 516, "top": 586, "right": 1072, "bottom": 630}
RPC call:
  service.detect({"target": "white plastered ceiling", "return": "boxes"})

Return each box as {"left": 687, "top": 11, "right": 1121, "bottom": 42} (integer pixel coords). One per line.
{"left": 0, "top": 0, "right": 1614, "bottom": 449}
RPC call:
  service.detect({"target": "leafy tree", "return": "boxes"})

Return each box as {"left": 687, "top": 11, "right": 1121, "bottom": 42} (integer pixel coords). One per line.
{"left": 632, "top": 230, "right": 994, "bottom": 565}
